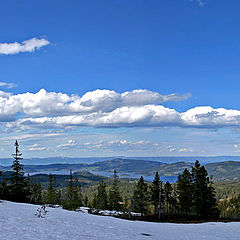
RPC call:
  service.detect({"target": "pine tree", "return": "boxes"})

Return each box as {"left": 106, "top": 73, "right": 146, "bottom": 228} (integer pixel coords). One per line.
{"left": 108, "top": 170, "right": 122, "bottom": 211}
{"left": 150, "top": 172, "right": 164, "bottom": 217}
{"left": 46, "top": 173, "right": 58, "bottom": 204}
{"left": 132, "top": 176, "right": 149, "bottom": 215}
{"left": 62, "top": 170, "right": 82, "bottom": 210}
{"left": 164, "top": 181, "right": 173, "bottom": 215}
{"left": 96, "top": 180, "right": 108, "bottom": 210}
{"left": 177, "top": 168, "right": 194, "bottom": 215}
{"left": 0, "top": 177, "right": 9, "bottom": 200}
{"left": 9, "top": 140, "right": 28, "bottom": 202}
{"left": 31, "top": 182, "right": 43, "bottom": 204}
{"left": 84, "top": 195, "right": 89, "bottom": 207}
{"left": 192, "top": 160, "right": 219, "bottom": 218}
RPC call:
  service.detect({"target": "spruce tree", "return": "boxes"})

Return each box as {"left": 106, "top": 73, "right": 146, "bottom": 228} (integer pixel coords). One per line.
{"left": 108, "top": 170, "right": 122, "bottom": 211}
{"left": 192, "top": 160, "right": 219, "bottom": 218}
{"left": 132, "top": 176, "right": 149, "bottom": 215}
{"left": 46, "top": 173, "right": 58, "bottom": 204}
{"left": 150, "top": 172, "right": 164, "bottom": 217}
{"left": 9, "top": 140, "right": 28, "bottom": 202}
{"left": 31, "top": 182, "right": 43, "bottom": 204}
{"left": 63, "top": 170, "right": 82, "bottom": 210}
{"left": 84, "top": 195, "right": 89, "bottom": 207}
{"left": 96, "top": 180, "right": 108, "bottom": 210}
{"left": 0, "top": 178, "right": 8, "bottom": 200}
{"left": 177, "top": 168, "right": 194, "bottom": 215}
{"left": 164, "top": 181, "right": 173, "bottom": 215}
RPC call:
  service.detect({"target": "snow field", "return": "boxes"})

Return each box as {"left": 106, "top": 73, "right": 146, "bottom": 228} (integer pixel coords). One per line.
{"left": 0, "top": 201, "right": 240, "bottom": 240}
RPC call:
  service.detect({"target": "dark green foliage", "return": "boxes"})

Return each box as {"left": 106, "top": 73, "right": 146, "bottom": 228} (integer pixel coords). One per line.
{"left": 176, "top": 161, "right": 219, "bottom": 218}
{"left": 192, "top": 160, "right": 219, "bottom": 218}
{"left": 62, "top": 170, "right": 82, "bottom": 210}
{"left": 177, "top": 168, "right": 194, "bottom": 215}
{"left": 0, "top": 178, "right": 9, "bottom": 200}
{"left": 132, "top": 176, "right": 149, "bottom": 215}
{"left": 31, "top": 182, "right": 43, "bottom": 204}
{"left": 45, "top": 173, "right": 59, "bottom": 204}
{"left": 9, "top": 141, "right": 29, "bottom": 202}
{"left": 164, "top": 181, "right": 175, "bottom": 215}
{"left": 150, "top": 172, "right": 164, "bottom": 217}
{"left": 95, "top": 180, "right": 108, "bottom": 209}
{"left": 84, "top": 195, "right": 89, "bottom": 207}
{"left": 108, "top": 170, "right": 122, "bottom": 211}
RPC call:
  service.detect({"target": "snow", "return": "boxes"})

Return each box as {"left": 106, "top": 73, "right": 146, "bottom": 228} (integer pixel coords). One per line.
{"left": 89, "top": 208, "right": 142, "bottom": 216}
{"left": 1, "top": 201, "right": 240, "bottom": 240}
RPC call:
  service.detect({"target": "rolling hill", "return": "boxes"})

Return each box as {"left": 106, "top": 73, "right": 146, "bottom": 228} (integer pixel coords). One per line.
{"left": 2, "top": 158, "right": 240, "bottom": 182}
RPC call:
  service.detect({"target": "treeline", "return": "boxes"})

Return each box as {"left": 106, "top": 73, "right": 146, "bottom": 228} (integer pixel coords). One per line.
{"left": 89, "top": 161, "right": 219, "bottom": 220}
{"left": 0, "top": 141, "right": 82, "bottom": 211}
{"left": 0, "top": 141, "right": 222, "bottom": 220}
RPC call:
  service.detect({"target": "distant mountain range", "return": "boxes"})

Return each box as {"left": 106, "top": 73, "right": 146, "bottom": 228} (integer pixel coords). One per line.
{"left": 2, "top": 155, "right": 240, "bottom": 166}
{"left": 2, "top": 158, "right": 240, "bottom": 182}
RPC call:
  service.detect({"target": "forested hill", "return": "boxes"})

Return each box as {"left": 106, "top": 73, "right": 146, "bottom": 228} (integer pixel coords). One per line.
{"left": 2, "top": 158, "right": 240, "bottom": 182}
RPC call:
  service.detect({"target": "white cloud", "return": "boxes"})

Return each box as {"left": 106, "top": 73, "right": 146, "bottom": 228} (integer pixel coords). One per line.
{"left": 0, "top": 90, "right": 12, "bottom": 98}
{"left": 56, "top": 140, "right": 77, "bottom": 150}
{"left": 0, "top": 88, "right": 240, "bottom": 130}
{"left": 0, "top": 133, "right": 62, "bottom": 141}
{"left": 0, "top": 38, "right": 50, "bottom": 55}
{"left": 78, "top": 139, "right": 161, "bottom": 153}
{"left": 0, "top": 82, "right": 17, "bottom": 89}
{"left": 178, "top": 148, "right": 194, "bottom": 153}
{"left": 29, "top": 146, "right": 46, "bottom": 151}
{"left": 28, "top": 143, "right": 46, "bottom": 151}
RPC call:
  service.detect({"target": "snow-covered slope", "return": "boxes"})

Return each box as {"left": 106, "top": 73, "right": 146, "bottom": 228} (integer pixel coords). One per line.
{"left": 1, "top": 201, "right": 240, "bottom": 240}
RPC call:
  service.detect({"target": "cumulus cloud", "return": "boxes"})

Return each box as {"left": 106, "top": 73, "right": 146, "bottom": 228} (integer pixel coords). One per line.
{"left": 0, "top": 38, "right": 50, "bottom": 55}
{"left": 0, "top": 88, "right": 240, "bottom": 130}
{"left": 0, "top": 90, "right": 12, "bottom": 98}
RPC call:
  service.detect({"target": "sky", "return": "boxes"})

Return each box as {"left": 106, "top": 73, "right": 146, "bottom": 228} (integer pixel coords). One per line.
{"left": 1, "top": 0, "right": 240, "bottom": 158}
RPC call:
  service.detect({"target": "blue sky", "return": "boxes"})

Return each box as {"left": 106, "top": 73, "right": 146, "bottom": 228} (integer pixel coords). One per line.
{"left": 1, "top": 0, "right": 240, "bottom": 158}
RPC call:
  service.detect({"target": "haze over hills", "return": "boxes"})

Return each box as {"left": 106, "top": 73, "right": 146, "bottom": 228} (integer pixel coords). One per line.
{"left": 1, "top": 158, "right": 240, "bottom": 182}
{"left": 2, "top": 156, "right": 240, "bottom": 166}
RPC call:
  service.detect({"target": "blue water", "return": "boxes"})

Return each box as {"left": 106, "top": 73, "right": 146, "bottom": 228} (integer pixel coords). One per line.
{"left": 27, "top": 170, "right": 177, "bottom": 183}
{"left": 90, "top": 171, "right": 177, "bottom": 183}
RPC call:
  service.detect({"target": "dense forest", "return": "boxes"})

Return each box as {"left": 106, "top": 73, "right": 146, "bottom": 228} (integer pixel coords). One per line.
{"left": 1, "top": 141, "right": 240, "bottom": 221}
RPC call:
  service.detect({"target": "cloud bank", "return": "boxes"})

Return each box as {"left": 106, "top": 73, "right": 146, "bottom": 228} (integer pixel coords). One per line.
{"left": 0, "top": 38, "right": 50, "bottom": 55}
{"left": 0, "top": 88, "right": 239, "bottom": 130}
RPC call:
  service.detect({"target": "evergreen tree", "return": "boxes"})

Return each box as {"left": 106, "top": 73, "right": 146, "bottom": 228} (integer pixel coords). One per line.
{"left": 132, "top": 176, "right": 149, "bottom": 215}
{"left": 150, "top": 172, "right": 164, "bottom": 217}
{"left": 108, "top": 170, "right": 122, "bottom": 211}
{"left": 92, "top": 193, "right": 98, "bottom": 208}
{"left": 31, "top": 182, "right": 43, "bottom": 204}
{"left": 96, "top": 180, "right": 108, "bottom": 210}
{"left": 9, "top": 140, "right": 28, "bottom": 202}
{"left": 164, "top": 181, "right": 173, "bottom": 215}
{"left": 84, "top": 196, "right": 89, "bottom": 207}
{"left": 0, "top": 177, "right": 9, "bottom": 200}
{"left": 177, "top": 168, "right": 194, "bottom": 215}
{"left": 62, "top": 170, "right": 82, "bottom": 210}
{"left": 26, "top": 174, "right": 33, "bottom": 202}
{"left": 122, "top": 197, "right": 129, "bottom": 213}
{"left": 46, "top": 173, "right": 58, "bottom": 204}
{"left": 192, "top": 160, "right": 219, "bottom": 218}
